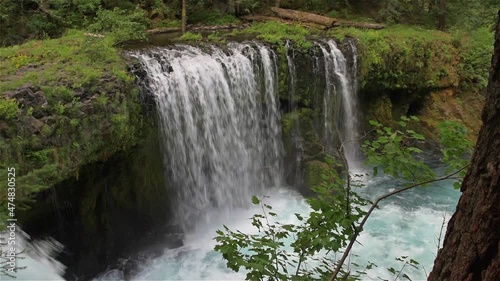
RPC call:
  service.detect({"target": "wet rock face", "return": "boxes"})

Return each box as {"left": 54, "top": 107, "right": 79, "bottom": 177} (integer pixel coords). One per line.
{"left": 20, "top": 141, "right": 176, "bottom": 281}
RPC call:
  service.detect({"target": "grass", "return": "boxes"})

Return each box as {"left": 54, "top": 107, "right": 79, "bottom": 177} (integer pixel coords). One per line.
{"left": 178, "top": 32, "right": 203, "bottom": 41}
{"left": 0, "top": 29, "right": 125, "bottom": 93}
{"left": 233, "top": 21, "right": 315, "bottom": 51}
{"left": 328, "top": 25, "right": 459, "bottom": 90}
{"left": 0, "top": 29, "right": 146, "bottom": 230}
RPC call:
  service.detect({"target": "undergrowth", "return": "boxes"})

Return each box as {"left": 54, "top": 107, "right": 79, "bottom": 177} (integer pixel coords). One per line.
{"left": 233, "top": 21, "right": 315, "bottom": 51}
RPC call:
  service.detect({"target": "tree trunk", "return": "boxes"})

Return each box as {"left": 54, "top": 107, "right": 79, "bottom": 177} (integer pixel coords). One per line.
{"left": 181, "top": 0, "right": 187, "bottom": 33}
{"left": 429, "top": 10, "right": 500, "bottom": 281}
{"left": 228, "top": 0, "right": 236, "bottom": 15}
{"left": 437, "top": 0, "right": 446, "bottom": 31}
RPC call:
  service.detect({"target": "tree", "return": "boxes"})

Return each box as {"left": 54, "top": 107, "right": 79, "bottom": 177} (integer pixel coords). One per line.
{"left": 181, "top": 0, "right": 187, "bottom": 33}
{"left": 429, "top": 9, "right": 500, "bottom": 281}
{"left": 215, "top": 116, "right": 473, "bottom": 280}
{"left": 437, "top": 0, "right": 446, "bottom": 30}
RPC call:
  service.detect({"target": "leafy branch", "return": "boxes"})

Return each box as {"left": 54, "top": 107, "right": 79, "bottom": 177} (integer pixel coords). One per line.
{"left": 329, "top": 164, "right": 469, "bottom": 281}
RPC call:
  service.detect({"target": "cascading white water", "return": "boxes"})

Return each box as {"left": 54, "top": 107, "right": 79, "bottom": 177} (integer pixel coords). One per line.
{"left": 133, "top": 43, "right": 283, "bottom": 231}
{"left": 91, "top": 40, "right": 458, "bottom": 281}
{"left": 0, "top": 229, "right": 65, "bottom": 280}
{"left": 285, "top": 40, "right": 297, "bottom": 109}
{"left": 319, "top": 40, "right": 361, "bottom": 169}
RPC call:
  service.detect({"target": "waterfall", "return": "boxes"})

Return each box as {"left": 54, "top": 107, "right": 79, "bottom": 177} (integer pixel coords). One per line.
{"left": 319, "top": 39, "right": 361, "bottom": 169}
{"left": 133, "top": 43, "right": 283, "bottom": 231}
{"left": 285, "top": 40, "right": 297, "bottom": 111}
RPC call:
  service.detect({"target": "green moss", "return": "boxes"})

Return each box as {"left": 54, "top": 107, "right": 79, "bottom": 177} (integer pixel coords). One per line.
{"left": 178, "top": 32, "right": 203, "bottom": 41}
{"left": 0, "top": 30, "right": 148, "bottom": 230}
{"left": 234, "top": 21, "right": 315, "bottom": 51}
{"left": 282, "top": 108, "right": 325, "bottom": 161}
{"left": 0, "top": 98, "right": 20, "bottom": 120}
{"left": 304, "top": 160, "right": 331, "bottom": 188}
{"left": 0, "top": 30, "right": 125, "bottom": 92}
{"left": 329, "top": 25, "right": 458, "bottom": 91}
{"left": 453, "top": 27, "right": 494, "bottom": 89}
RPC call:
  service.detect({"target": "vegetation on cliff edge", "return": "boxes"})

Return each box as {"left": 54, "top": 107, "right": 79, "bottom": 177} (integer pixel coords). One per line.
{"left": 0, "top": 30, "right": 146, "bottom": 229}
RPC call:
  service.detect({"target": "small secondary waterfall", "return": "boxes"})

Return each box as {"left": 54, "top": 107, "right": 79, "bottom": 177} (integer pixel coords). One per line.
{"left": 133, "top": 44, "right": 283, "bottom": 230}
{"left": 319, "top": 40, "right": 361, "bottom": 169}
{"left": 285, "top": 40, "right": 297, "bottom": 110}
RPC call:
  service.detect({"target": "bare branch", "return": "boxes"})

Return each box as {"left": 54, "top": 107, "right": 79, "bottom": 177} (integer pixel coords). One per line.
{"left": 329, "top": 164, "right": 470, "bottom": 281}
{"left": 435, "top": 213, "right": 447, "bottom": 257}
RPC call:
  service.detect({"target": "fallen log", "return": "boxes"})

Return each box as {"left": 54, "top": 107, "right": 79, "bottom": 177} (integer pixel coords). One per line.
{"left": 271, "top": 7, "right": 336, "bottom": 27}
{"left": 271, "top": 7, "right": 386, "bottom": 30}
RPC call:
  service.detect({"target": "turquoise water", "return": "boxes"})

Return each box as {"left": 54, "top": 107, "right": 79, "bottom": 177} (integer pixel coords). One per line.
{"left": 2, "top": 167, "right": 459, "bottom": 281}
{"left": 129, "top": 170, "right": 459, "bottom": 280}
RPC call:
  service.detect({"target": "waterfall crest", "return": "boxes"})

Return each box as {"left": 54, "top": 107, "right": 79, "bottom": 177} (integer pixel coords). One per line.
{"left": 133, "top": 44, "right": 283, "bottom": 230}
{"left": 133, "top": 39, "right": 361, "bottom": 229}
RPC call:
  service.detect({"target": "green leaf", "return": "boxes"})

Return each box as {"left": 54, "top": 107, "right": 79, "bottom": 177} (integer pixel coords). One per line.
{"left": 251, "top": 196, "right": 260, "bottom": 205}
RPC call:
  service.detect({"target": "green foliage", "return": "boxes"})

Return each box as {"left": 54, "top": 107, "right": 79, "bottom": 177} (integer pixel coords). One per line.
{"left": 0, "top": 0, "right": 64, "bottom": 46}
{"left": 215, "top": 158, "right": 368, "bottom": 280}
{"left": 438, "top": 121, "right": 473, "bottom": 188}
{"left": 178, "top": 32, "right": 203, "bottom": 41}
{"left": 447, "top": 0, "right": 498, "bottom": 31}
{"left": 217, "top": 116, "right": 473, "bottom": 280}
{"left": 363, "top": 116, "right": 436, "bottom": 182}
{"left": 387, "top": 256, "right": 421, "bottom": 281}
{"left": 236, "top": 21, "right": 313, "bottom": 51}
{"left": 0, "top": 98, "right": 20, "bottom": 121}
{"left": 52, "top": 101, "right": 65, "bottom": 115}
{"left": 330, "top": 25, "right": 457, "bottom": 91}
{"left": 88, "top": 7, "right": 151, "bottom": 43}
{"left": 0, "top": 30, "right": 123, "bottom": 93}
{"left": 207, "top": 32, "right": 226, "bottom": 43}
{"left": 188, "top": 10, "right": 241, "bottom": 25}
{"left": 454, "top": 27, "right": 495, "bottom": 89}
{"left": 0, "top": 29, "right": 147, "bottom": 231}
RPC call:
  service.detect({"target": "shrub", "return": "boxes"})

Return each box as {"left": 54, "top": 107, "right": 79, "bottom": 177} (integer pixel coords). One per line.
{"left": 178, "top": 32, "right": 203, "bottom": 41}
{"left": 88, "top": 7, "right": 151, "bottom": 43}
{"left": 238, "top": 21, "right": 313, "bottom": 51}
{"left": 0, "top": 98, "right": 20, "bottom": 121}
{"left": 455, "top": 27, "right": 494, "bottom": 89}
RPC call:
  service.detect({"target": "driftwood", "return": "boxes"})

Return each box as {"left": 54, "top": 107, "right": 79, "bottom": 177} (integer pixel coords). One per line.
{"left": 271, "top": 7, "right": 336, "bottom": 27}
{"left": 271, "top": 7, "right": 386, "bottom": 30}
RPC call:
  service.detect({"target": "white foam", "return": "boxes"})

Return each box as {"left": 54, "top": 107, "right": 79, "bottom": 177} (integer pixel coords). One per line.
{"left": 0, "top": 229, "right": 65, "bottom": 280}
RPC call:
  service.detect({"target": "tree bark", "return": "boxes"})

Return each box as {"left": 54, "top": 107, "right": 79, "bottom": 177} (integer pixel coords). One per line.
{"left": 437, "top": 0, "right": 446, "bottom": 31}
{"left": 181, "top": 0, "right": 187, "bottom": 33}
{"left": 429, "top": 10, "right": 500, "bottom": 281}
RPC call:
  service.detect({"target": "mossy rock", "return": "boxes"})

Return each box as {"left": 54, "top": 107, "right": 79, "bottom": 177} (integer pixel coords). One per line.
{"left": 304, "top": 160, "right": 331, "bottom": 189}
{"left": 0, "top": 31, "right": 150, "bottom": 229}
